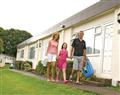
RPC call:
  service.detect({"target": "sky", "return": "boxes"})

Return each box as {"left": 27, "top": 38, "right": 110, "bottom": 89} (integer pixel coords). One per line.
{"left": 0, "top": 0, "right": 100, "bottom": 36}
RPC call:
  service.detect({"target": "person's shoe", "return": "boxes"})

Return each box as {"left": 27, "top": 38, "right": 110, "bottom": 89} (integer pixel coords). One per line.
{"left": 56, "top": 79, "right": 59, "bottom": 82}
{"left": 64, "top": 80, "right": 69, "bottom": 84}
{"left": 51, "top": 79, "right": 55, "bottom": 82}
{"left": 75, "top": 81, "right": 82, "bottom": 85}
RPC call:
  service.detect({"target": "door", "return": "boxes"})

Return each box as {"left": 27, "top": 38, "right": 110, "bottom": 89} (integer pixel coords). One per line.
{"left": 102, "top": 24, "right": 113, "bottom": 73}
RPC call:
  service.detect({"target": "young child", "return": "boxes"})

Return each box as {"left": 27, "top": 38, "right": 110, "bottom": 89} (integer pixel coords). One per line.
{"left": 56, "top": 42, "right": 68, "bottom": 84}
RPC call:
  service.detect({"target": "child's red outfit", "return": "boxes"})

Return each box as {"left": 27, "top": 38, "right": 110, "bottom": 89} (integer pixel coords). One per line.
{"left": 57, "top": 49, "right": 68, "bottom": 70}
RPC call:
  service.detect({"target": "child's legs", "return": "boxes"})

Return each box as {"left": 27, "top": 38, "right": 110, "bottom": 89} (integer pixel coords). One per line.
{"left": 47, "top": 62, "right": 51, "bottom": 79}
{"left": 62, "top": 68, "right": 66, "bottom": 81}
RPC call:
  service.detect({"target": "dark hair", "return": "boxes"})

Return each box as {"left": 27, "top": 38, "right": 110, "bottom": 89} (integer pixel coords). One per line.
{"left": 61, "top": 42, "right": 67, "bottom": 49}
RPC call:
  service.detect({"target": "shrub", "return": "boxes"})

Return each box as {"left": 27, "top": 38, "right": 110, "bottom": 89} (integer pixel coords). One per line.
{"left": 35, "top": 60, "right": 74, "bottom": 80}
{"left": 15, "top": 61, "right": 22, "bottom": 70}
{"left": 66, "top": 61, "right": 73, "bottom": 79}
{"left": 15, "top": 61, "right": 32, "bottom": 71}
{"left": 35, "top": 61, "right": 47, "bottom": 76}
{"left": 35, "top": 60, "right": 95, "bottom": 81}
{"left": 26, "top": 61, "right": 32, "bottom": 67}
{"left": 24, "top": 62, "right": 31, "bottom": 71}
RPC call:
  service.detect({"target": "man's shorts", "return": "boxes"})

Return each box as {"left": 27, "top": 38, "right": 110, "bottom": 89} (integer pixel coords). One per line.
{"left": 73, "top": 56, "right": 83, "bottom": 70}
{"left": 47, "top": 53, "right": 57, "bottom": 62}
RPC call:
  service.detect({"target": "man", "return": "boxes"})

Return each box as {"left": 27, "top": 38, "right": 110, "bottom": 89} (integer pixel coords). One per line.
{"left": 70, "top": 31, "right": 86, "bottom": 84}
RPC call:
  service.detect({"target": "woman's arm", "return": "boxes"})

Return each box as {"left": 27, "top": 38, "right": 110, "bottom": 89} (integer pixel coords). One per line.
{"left": 46, "top": 41, "right": 50, "bottom": 56}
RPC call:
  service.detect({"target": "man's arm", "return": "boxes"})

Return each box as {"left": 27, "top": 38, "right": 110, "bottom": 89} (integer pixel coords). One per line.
{"left": 83, "top": 49, "right": 86, "bottom": 67}
{"left": 70, "top": 47, "right": 74, "bottom": 59}
{"left": 83, "top": 49, "right": 86, "bottom": 60}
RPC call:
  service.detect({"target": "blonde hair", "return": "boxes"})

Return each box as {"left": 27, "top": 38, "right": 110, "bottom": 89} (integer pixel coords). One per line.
{"left": 52, "top": 32, "right": 60, "bottom": 42}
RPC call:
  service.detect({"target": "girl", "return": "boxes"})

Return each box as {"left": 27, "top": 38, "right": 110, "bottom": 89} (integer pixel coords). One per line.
{"left": 56, "top": 42, "right": 68, "bottom": 84}
{"left": 46, "top": 32, "right": 59, "bottom": 82}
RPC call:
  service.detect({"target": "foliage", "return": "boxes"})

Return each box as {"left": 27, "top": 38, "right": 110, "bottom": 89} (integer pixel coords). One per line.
{"left": 35, "top": 60, "right": 97, "bottom": 81}
{"left": 35, "top": 60, "right": 74, "bottom": 79}
{"left": 35, "top": 61, "right": 47, "bottom": 75}
{"left": 15, "top": 61, "right": 32, "bottom": 71}
{"left": 0, "top": 27, "right": 32, "bottom": 57}
{"left": 0, "top": 38, "right": 4, "bottom": 53}
{"left": 66, "top": 61, "right": 73, "bottom": 79}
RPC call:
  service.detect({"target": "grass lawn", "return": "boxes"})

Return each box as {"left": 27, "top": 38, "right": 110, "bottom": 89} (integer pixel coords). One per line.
{"left": 0, "top": 67, "right": 98, "bottom": 95}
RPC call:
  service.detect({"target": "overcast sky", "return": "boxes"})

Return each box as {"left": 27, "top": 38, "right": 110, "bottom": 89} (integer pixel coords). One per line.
{"left": 0, "top": 0, "right": 100, "bottom": 36}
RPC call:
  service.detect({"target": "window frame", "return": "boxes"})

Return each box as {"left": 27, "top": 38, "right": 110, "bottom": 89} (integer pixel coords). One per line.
{"left": 20, "top": 50, "right": 24, "bottom": 58}
{"left": 71, "top": 26, "right": 103, "bottom": 56}
{"left": 28, "top": 47, "right": 35, "bottom": 59}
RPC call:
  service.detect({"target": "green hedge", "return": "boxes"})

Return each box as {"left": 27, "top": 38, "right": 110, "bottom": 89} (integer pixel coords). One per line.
{"left": 35, "top": 60, "right": 74, "bottom": 80}
{"left": 35, "top": 60, "right": 96, "bottom": 81}
{"left": 15, "top": 61, "right": 32, "bottom": 71}
{"left": 35, "top": 61, "right": 47, "bottom": 76}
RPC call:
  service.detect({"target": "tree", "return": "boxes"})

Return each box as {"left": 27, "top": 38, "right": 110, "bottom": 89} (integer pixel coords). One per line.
{"left": 0, "top": 28, "right": 32, "bottom": 57}
{"left": 0, "top": 38, "right": 4, "bottom": 54}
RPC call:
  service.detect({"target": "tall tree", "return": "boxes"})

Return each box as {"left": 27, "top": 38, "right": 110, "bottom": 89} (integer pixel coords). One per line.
{"left": 0, "top": 38, "right": 4, "bottom": 54}
{"left": 0, "top": 28, "right": 32, "bottom": 57}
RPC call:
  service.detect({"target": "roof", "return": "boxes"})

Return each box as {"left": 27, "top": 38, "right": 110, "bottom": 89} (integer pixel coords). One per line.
{"left": 17, "top": 0, "right": 120, "bottom": 48}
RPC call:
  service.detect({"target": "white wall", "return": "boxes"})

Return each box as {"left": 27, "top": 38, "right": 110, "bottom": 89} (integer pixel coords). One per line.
{"left": 64, "top": 28, "right": 72, "bottom": 56}
{"left": 72, "top": 11, "right": 115, "bottom": 79}
{"left": 111, "top": 8, "right": 120, "bottom": 84}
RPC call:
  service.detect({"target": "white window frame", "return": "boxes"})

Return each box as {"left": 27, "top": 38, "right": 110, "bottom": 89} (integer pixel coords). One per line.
{"left": 20, "top": 50, "right": 24, "bottom": 58}
{"left": 28, "top": 47, "right": 35, "bottom": 59}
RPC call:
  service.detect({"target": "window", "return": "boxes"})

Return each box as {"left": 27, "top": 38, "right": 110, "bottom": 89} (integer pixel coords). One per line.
{"left": 84, "top": 28, "right": 95, "bottom": 54}
{"left": 71, "top": 26, "right": 103, "bottom": 55}
{"left": 71, "top": 33, "right": 79, "bottom": 45}
{"left": 39, "top": 43, "right": 41, "bottom": 47}
{"left": 94, "top": 27, "right": 102, "bottom": 54}
{"left": 29, "top": 47, "right": 35, "bottom": 59}
{"left": 20, "top": 50, "right": 24, "bottom": 58}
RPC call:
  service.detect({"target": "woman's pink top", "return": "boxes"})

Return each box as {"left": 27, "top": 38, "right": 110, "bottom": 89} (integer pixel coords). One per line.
{"left": 57, "top": 49, "right": 68, "bottom": 70}
{"left": 47, "top": 40, "right": 58, "bottom": 54}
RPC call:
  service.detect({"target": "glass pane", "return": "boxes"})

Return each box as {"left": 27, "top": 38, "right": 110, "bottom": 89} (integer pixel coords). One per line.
{"left": 94, "top": 27, "right": 102, "bottom": 54}
{"left": 20, "top": 50, "right": 24, "bottom": 58}
{"left": 95, "top": 26, "right": 102, "bottom": 34}
{"left": 29, "top": 47, "right": 35, "bottom": 59}
{"left": 84, "top": 28, "right": 95, "bottom": 54}
{"left": 94, "top": 35, "right": 102, "bottom": 54}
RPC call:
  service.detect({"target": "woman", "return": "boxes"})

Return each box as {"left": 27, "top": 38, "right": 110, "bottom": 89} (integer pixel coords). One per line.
{"left": 46, "top": 32, "right": 60, "bottom": 81}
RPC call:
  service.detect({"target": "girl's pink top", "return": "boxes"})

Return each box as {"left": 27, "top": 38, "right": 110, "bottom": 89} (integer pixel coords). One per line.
{"left": 57, "top": 49, "right": 68, "bottom": 70}
{"left": 47, "top": 40, "right": 58, "bottom": 54}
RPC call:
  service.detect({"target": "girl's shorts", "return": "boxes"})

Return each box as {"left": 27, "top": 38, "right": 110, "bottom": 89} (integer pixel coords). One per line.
{"left": 47, "top": 53, "right": 57, "bottom": 62}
